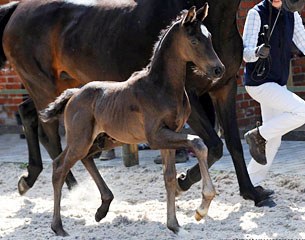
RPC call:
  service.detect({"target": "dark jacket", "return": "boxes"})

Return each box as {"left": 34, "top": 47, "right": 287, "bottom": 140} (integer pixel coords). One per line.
{"left": 244, "top": 0, "right": 294, "bottom": 86}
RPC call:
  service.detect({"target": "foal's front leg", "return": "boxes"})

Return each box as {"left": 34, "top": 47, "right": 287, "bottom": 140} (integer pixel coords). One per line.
{"left": 160, "top": 149, "right": 179, "bottom": 233}
{"left": 188, "top": 136, "right": 215, "bottom": 220}
{"left": 148, "top": 128, "right": 215, "bottom": 232}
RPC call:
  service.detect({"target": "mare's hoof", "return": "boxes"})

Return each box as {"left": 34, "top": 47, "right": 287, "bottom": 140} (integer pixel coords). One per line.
{"left": 18, "top": 176, "right": 30, "bottom": 195}
{"left": 242, "top": 186, "right": 275, "bottom": 207}
{"left": 254, "top": 186, "right": 274, "bottom": 198}
{"left": 255, "top": 198, "right": 277, "bottom": 208}
{"left": 51, "top": 225, "right": 69, "bottom": 237}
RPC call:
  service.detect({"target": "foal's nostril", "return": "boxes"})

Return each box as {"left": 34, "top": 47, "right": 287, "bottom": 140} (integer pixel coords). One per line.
{"left": 214, "top": 66, "right": 224, "bottom": 78}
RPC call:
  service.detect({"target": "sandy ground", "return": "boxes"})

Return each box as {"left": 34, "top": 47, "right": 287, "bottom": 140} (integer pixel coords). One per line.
{"left": 1, "top": 155, "right": 305, "bottom": 240}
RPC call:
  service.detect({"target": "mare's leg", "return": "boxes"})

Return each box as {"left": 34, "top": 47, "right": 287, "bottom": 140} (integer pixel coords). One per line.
{"left": 160, "top": 149, "right": 179, "bottom": 233}
{"left": 177, "top": 92, "right": 223, "bottom": 191}
{"left": 17, "top": 98, "right": 43, "bottom": 195}
{"left": 81, "top": 156, "right": 114, "bottom": 222}
{"left": 148, "top": 129, "right": 215, "bottom": 233}
{"left": 178, "top": 83, "right": 272, "bottom": 206}
{"left": 39, "top": 120, "right": 77, "bottom": 190}
{"left": 17, "top": 98, "right": 77, "bottom": 194}
{"left": 210, "top": 79, "right": 273, "bottom": 206}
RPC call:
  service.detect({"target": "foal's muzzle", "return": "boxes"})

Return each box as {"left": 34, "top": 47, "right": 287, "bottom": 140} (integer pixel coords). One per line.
{"left": 210, "top": 65, "right": 225, "bottom": 79}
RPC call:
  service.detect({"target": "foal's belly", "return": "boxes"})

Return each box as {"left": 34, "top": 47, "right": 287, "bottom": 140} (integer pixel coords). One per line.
{"left": 94, "top": 103, "right": 147, "bottom": 144}
{"left": 104, "top": 120, "right": 147, "bottom": 144}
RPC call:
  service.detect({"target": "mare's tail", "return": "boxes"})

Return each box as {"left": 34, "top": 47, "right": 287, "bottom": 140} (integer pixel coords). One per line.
{"left": 0, "top": 1, "right": 19, "bottom": 68}
{"left": 39, "top": 88, "right": 79, "bottom": 122}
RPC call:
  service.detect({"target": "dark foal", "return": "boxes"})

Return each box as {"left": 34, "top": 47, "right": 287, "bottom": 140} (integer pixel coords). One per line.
{"left": 40, "top": 6, "right": 224, "bottom": 236}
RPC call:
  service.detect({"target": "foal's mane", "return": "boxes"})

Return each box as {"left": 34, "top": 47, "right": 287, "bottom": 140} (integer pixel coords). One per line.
{"left": 151, "top": 13, "right": 185, "bottom": 62}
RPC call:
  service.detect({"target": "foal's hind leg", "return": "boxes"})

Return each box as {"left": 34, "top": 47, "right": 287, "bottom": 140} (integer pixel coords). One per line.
{"left": 52, "top": 144, "right": 91, "bottom": 236}
{"left": 39, "top": 120, "right": 77, "bottom": 190}
{"left": 81, "top": 156, "right": 114, "bottom": 222}
{"left": 51, "top": 148, "right": 71, "bottom": 237}
{"left": 52, "top": 113, "right": 96, "bottom": 236}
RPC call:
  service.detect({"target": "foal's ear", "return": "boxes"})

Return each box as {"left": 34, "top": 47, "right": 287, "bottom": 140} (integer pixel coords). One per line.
{"left": 196, "top": 3, "right": 209, "bottom": 21}
{"left": 181, "top": 6, "right": 196, "bottom": 26}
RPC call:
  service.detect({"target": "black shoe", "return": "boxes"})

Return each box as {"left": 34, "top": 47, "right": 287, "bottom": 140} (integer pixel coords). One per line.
{"left": 138, "top": 143, "right": 150, "bottom": 150}
{"left": 254, "top": 186, "right": 275, "bottom": 198}
{"left": 175, "top": 149, "right": 189, "bottom": 163}
{"left": 244, "top": 127, "right": 267, "bottom": 165}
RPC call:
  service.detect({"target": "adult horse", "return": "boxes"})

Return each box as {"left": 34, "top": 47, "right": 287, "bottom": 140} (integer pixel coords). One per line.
{"left": 0, "top": 0, "right": 303, "bottom": 206}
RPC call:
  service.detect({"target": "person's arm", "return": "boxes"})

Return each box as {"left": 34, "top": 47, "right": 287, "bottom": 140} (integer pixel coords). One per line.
{"left": 243, "top": 9, "right": 261, "bottom": 63}
{"left": 293, "top": 12, "right": 305, "bottom": 55}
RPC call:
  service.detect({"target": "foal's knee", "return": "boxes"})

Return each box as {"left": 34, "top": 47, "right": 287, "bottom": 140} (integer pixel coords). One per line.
{"left": 189, "top": 137, "right": 208, "bottom": 158}
{"left": 190, "top": 137, "right": 207, "bottom": 150}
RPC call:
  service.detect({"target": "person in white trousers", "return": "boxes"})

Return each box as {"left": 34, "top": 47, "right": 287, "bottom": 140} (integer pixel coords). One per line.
{"left": 243, "top": 0, "right": 305, "bottom": 195}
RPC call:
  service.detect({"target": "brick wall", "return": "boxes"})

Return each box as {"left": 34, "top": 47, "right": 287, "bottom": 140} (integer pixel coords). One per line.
{"left": 1, "top": 0, "right": 305, "bottom": 132}
{"left": 0, "top": 0, "right": 24, "bottom": 128}
{"left": 0, "top": 65, "right": 23, "bottom": 125}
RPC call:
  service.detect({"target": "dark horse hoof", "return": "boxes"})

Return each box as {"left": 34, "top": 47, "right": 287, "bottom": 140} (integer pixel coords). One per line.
{"left": 242, "top": 186, "right": 274, "bottom": 200}
{"left": 241, "top": 186, "right": 276, "bottom": 208}
{"left": 255, "top": 198, "right": 277, "bottom": 208}
{"left": 18, "top": 176, "right": 30, "bottom": 195}
{"left": 95, "top": 211, "right": 107, "bottom": 222}
{"left": 95, "top": 206, "right": 110, "bottom": 222}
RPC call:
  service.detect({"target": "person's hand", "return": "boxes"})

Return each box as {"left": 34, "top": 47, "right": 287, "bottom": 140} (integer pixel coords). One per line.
{"left": 255, "top": 44, "right": 270, "bottom": 59}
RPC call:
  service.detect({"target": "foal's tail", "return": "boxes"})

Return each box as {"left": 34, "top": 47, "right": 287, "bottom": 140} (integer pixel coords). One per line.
{"left": 39, "top": 88, "right": 79, "bottom": 122}
{"left": 0, "top": 1, "right": 19, "bottom": 69}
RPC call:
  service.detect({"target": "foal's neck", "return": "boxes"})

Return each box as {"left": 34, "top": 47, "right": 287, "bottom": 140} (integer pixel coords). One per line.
{"left": 148, "top": 28, "right": 186, "bottom": 92}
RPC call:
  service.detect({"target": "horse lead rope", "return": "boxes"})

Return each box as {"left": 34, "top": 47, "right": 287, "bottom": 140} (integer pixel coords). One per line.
{"left": 252, "top": 4, "right": 282, "bottom": 81}
{"left": 268, "top": 7, "right": 282, "bottom": 41}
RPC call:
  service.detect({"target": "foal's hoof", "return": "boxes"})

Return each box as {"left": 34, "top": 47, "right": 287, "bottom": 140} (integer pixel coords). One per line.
{"left": 176, "top": 228, "right": 191, "bottom": 238}
{"left": 175, "top": 172, "right": 186, "bottom": 197}
{"left": 18, "top": 176, "right": 30, "bottom": 195}
{"left": 95, "top": 209, "right": 108, "bottom": 222}
{"left": 51, "top": 225, "right": 69, "bottom": 237}
{"left": 194, "top": 208, "right": 208, "bottom": 221}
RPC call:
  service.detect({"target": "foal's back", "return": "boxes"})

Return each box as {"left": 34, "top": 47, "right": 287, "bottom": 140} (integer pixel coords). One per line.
{"left": 65, "top": 79, "right": 147, "bottom": 145}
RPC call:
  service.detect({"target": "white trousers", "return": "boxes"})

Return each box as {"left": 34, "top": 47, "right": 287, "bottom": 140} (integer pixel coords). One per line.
{"left": 245, "top": 83, "right": 305, "bottom": 186}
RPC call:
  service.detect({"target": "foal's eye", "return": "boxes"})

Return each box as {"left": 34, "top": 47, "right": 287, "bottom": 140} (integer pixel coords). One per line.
{"left": 191, "top": 38, "right": 199, "bottom": 45}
